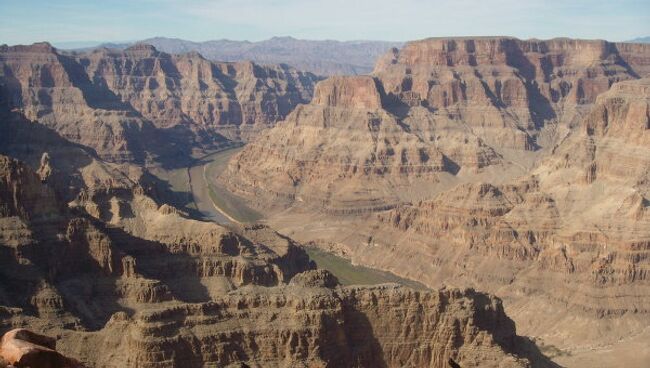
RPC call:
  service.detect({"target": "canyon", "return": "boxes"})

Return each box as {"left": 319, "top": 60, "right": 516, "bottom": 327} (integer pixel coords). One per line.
{"left": 221, "top": 37, "right": 650, "bottom": 367}
{"left": 0, "top": 148, "right": 550, "bottom": 367}
{"left": 0, "top": 42, "right": 319, "bottom": 163}
{"left": 2, "top": 36, "right": 650, "bottom": 367}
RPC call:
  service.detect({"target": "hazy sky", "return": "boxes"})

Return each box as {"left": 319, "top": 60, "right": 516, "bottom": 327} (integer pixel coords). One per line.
{"left": 1, "top": 0, "right": 649, "bottom": 45}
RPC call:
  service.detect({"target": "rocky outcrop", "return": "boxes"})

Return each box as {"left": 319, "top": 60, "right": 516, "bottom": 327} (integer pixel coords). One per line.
{"left": 312, "top": 76, "right": 383, "bottom": 109}
{"left": 0, "top": 43, "right": 319, "bottom": 162}
{"left": 0, "top": 155, "right": 60, "bottom": 221}
{"left": 583, "top": 78, "right": 650, "bottom": 139}
{"left": 0, "top": 329, "right": 83, "bottom": 368}
{"left": 56, "top": 284, "right": 543, "bottom": 368}
{"left": 0, "top": 154, "right": 552, "bottom": 367}
{"left": 289, "top": 269, "right": 340, "bottom": 288}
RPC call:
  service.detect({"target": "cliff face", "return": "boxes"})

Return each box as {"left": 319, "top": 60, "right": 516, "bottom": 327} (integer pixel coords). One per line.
{"left": 57, "top": 284, "right": 535, "bottom": 368}
{"left": 374, "top": 37, "right": 650, "bottom": 145}
{"left": 222, "top": 38, "right": 650, "bottom": 363}
{"left": 365, "top": 80, "right": 650, "bottom": 358}
{"left": 223, "top": 37, "right": 650, "bottom": 213}
{"left": 0, "top": 43, "right": 319, "bottom": 162}
{"left": 79, "top": 45, "right": 316, "bottom": 138}
{"left": 0, "top": 154, "right": 551, "bottom": 367}
{"left": 0, "top": 153, "right": 313, "bottom": 325}
{"left": 312, "top": 76, "right": 384, "bottom": 109}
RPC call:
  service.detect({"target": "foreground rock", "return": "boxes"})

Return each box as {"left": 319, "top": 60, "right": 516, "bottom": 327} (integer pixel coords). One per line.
{"left": 0, "top": 329, "right": 83, "bottom": 368}
{"left": 59, "top": 283, "right": 543, "bottom": 368}
{"left": 0, "top": 154, "right": 554, "bottom": 367}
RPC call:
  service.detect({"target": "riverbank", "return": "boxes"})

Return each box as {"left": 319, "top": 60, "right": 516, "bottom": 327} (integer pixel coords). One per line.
{"left": 178, "top": 146, "right": 430, "bottom": 289}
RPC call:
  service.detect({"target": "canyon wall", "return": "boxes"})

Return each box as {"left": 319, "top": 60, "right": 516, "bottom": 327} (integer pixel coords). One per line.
{"left": 0, "top": 153, "right": 553, "bottom": 367}
{"left": 0, "top": 43, "right": 319, "bottom": 163}
{"left": 222, "top": 37, "right": 650, "bottom": 212}
{"left": 221, "top": 38, "right": 650, "bottom": 363}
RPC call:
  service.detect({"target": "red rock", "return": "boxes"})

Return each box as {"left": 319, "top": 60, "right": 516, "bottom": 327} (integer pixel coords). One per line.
{"left": 0, "top": 329, "right": 83, "bottom": 368}
{"left": 312, "top": 76, "right": 383, "bottom": 109}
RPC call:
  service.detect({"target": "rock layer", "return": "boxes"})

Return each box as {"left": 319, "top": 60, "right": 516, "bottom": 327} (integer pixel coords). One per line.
{"left": 223, "top": 37, "right": 650, "bottom": 213}
{"left": 0, "top": 154, "right": 552, "bottom": 367}
{"left": 57, "top": 284, "right": 539, "bottom": 368}
{"left": 222, "top": 38, "right": 650, "bottom": 364}
{"left": 0, "top": 43, "right": 319, "bottom": 162}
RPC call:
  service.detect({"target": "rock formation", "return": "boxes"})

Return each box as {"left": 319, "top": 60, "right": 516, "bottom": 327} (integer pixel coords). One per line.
{"left": 57, "top": 284, "right": 540, "bottom": 368}
{"left": 0, "top": 329, "right": 84, "bottom": 368}
{"left": 6, "top": 35, "right": 650, "bottom": 367}
{"left": 0, "top": 42, "right": 319, "bottom": 163}
{"left": 0, "top": 152, "right": 553, "bottom": 366}
{"left": 222, "top": 37, "right": 650, "bottom": 213}
{"left": 222, "top": 38, "right": 650, "bottom": 365}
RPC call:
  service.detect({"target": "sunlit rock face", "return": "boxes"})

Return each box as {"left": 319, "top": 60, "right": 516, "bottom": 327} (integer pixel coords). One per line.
{"left": 0, "top": 154, "right": 547, "bottom": 368}
{"left": 221, "top": 37, "right": 650, "bottom": 362}
{"left": 222, "top": 37, "right": 650, "bottom": 213}
{"left": 0, "top": 43, "right": 319, "bottom": 162}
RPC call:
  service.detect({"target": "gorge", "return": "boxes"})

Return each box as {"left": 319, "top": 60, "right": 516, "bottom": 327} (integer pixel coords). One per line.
{"left": 2, "top": 35, "right": 650, "bottom": 367}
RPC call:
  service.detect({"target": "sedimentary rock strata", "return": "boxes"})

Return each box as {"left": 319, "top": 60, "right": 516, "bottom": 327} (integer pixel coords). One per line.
{"left": 364, "top": 79, "right": 650, "bottom": 357}
{"left": 57, "top": 283, "right": 541, "bottom": 368}
{"left": 0, "top": 153, "right": 550, "bottom": 367}
{"left": 223, "top": 37, "right": 650, "bottom": 213}
{"left": 0, "top": 43, "right": 318, "bottom": 162}
{"left": 4, "top": 35, "right": 650, "bottom": 367}
{"left": 222, "top": 38, "right": 650, "bottom": 363}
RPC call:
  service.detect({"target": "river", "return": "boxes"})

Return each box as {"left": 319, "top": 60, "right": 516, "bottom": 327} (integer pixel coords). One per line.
{"left": 185, "top": 147, "right": 428, "bottom": 289}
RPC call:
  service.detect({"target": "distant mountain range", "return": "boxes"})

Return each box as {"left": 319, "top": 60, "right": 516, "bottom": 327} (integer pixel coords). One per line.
{"left": 628, "top": 36, "right": 650, "bottom": 43}
{"left": 64, "top": 36, "right": 403, "bottom": 76}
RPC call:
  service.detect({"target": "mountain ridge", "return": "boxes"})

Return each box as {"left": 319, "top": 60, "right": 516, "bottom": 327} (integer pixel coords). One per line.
{"left": 0, "top": 42, "right": 319, "bottom": 164}
{"left": 56, "top": 36, "right": 403, "bottom": 76}
{"left": 628, "top": 36, "right": 650, "bottom": 43}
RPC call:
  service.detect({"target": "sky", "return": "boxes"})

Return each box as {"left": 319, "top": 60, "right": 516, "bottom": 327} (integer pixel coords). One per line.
{"left": 1, "top": 0, "right": 649, "bottom": 46}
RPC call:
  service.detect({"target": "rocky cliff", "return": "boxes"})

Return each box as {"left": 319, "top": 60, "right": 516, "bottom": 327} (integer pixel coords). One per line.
{"left": 221, "top": 38, "right": 650, "bottom": 365}
{"left": 0, "top": 154, "right": 554, "bottom": 367}
{"left": 222, "top": 75, "right": 460, "bottom": 212}
{"left": 223, "top": 37, "right": 650, "bottom": 213}
{"left": 57, "top": 284, "right": 540, "bottom": 368}
{"left": 366, "top": 78, "right": 650, "bottom": 361}
{"left": 0, "top": 43, "right": 319, "bottom": 163}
